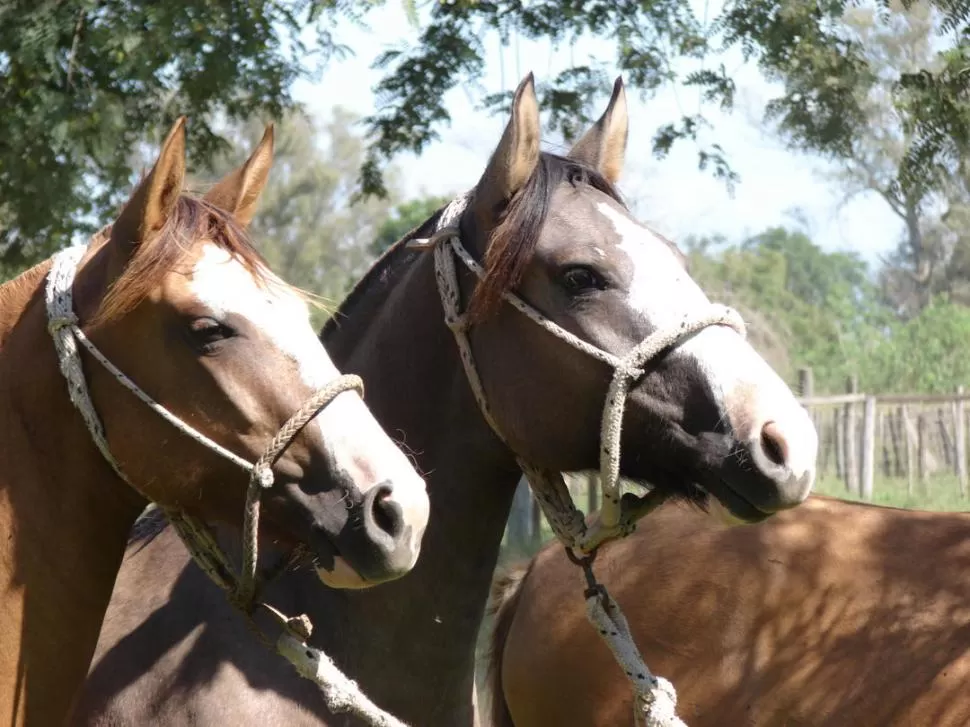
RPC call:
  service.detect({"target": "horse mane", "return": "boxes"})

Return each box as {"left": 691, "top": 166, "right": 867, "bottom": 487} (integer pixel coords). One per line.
{"left": 127, "top": 504, "right": 169, "bottom": 549}
{"left": 93, "top": 194, "right": 279, "bottom": 326}
{"left": 323, "top": 152, "right": 625, "bottom": 338}
{"left": 321, "top": 204, "right": 447, "bottom": 341}
{"left": 0, "top": 259, "right": 53, "bottom": 343}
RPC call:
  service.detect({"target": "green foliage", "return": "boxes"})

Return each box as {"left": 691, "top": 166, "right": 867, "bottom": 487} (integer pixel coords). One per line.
{"left": 687, "top": 226, "right": 887, "bottom": 392}
{"left": 0, "top": 0, "right": 355, "bottom": 267}
{"left": 370, "top": 195, "right": 450, "bottom": 257}
{"left": 690, "top": 224, "right": 970, "bottom": 396}
{"left": 866, "top": 296, "right": 970, "bottom": 392}
{"left": 361, "top": 0, "right": 969, "bottom": 200}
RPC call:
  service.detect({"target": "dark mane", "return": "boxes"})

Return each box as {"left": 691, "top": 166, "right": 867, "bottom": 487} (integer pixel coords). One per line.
{"left": 93, "top": 194, "right": 274, "bottom": 325}
{"left": 321, "top": 205, "right": 447, "bottom": 341}
{"left": 321, "top": 152, "right": 624, "bottom": 337}
{"left": 468, "top": 152, "right": 625, "bottom": 320}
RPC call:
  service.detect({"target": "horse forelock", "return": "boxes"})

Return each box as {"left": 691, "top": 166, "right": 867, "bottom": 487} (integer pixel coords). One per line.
{"left": 92, "top": 194, "right": 297, "bottom": 326}
{"left": 468, "top": 152, "right": 626, "bottom": 321}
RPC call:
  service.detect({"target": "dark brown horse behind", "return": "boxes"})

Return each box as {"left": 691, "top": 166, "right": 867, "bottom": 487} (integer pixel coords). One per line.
{"left": 488, "top": 494, "right": 970, "bottom": 727}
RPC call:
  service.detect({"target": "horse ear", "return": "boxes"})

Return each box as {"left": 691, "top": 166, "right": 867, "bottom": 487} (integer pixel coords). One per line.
{"left": 566, "top": 76, "right": 628, "bottom": 184}
{"left": 472, "top": 73, "right": 541, "bottom": 225}
{"left": 203, "top": 123, "right": 274, "bottom": 226}
{"left": 111, "top": 117, "right": 187, "bottom": 251}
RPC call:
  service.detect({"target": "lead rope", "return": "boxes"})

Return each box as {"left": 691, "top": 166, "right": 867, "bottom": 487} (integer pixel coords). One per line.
{"left": 412, "top": 192, "right": 745, "bottom": 727}
{"left": 46, "top": 239, "right": 409, "bottom": 727}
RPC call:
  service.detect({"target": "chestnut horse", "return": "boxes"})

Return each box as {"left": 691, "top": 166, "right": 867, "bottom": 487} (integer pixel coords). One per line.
{"left": 74, "top": 75, "right": 816, "bottom": 726}
{"left": 488, "top": 494, "right": 970, "bottom": 727}
{"left": 0, "top": 119, "right": 429, "bottom": 726}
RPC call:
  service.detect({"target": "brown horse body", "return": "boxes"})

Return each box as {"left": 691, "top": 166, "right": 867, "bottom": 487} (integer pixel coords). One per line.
{"left": 489, "top": 494, "right": 970, "bottom": 727}
{"left": 74, "top": 75, "right": 817, "bottom": 726}
{"left": 0, "top": 259, "right": 151, "bottom": 727}
{"left": 0, "top": 121, "right": 428, "bottom": 726}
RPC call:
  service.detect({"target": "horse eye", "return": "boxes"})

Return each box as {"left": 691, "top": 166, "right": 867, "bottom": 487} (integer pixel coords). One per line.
{"left": 560, "top": 266, "right": 605, "bottom": 295}
{"left": 187, "top": 317, "right": 235, "bottom": 351}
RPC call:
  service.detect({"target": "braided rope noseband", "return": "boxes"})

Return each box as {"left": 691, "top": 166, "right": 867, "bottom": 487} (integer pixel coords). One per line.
{"left": 410, "top": 191, "right": 748, "bottom": 727}
{"left": 46, "top": 240, "right": 409, "bottom": 727}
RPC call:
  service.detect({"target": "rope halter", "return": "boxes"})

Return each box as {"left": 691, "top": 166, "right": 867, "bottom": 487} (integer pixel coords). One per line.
{"left": 45, "top": 241, "right": 362, "bottom": 620}
{"left": 410, "top": 192, "right": 746, "bottom": 551}
{"left": 410, "top": 191, "right": 747, "bottom": 727}
{"left": 46, "top": 240, "right": 413, "bottom": 726}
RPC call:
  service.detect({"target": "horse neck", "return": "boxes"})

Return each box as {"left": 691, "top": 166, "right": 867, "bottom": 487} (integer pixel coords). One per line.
{"left": 310, "top": 249, "right": 523, "bottom": 721}
{"left": 0, "top": 266, "right": 144, "bottom": 725}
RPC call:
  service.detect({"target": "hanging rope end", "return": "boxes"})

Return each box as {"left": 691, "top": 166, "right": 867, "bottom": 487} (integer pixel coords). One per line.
{"left": 256, "top": 466, "right": 275, "bottom": 488}
{"left": 638, "top": 676, "right": 687, "bottom": 727}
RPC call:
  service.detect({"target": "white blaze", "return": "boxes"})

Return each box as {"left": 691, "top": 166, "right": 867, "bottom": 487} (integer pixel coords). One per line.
{"left": 595, "top": 203, "right": 816, "bottom": 496}
{"left": 188, "top": 245, "right": 429, "bottom": 581}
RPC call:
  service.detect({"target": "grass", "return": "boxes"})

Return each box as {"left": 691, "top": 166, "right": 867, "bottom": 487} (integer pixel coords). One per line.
{"left": 814, "top": 473, "right": 969, "bottom": 512}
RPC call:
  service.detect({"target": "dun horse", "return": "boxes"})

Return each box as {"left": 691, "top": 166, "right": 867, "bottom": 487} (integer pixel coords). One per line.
{"left": 74, "top": 75, "right": 816, "bottom": 726}
{"left": 0, "top": 119, "right": 429, "bottom": 726}
{"left": 489, "top": 494, "right": 970, "bottom": 727}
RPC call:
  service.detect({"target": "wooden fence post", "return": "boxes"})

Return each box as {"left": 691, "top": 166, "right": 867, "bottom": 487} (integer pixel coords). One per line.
{"left": 861, "top": 395, "right": 876, "bottom": 501}
{"left": 798, "top": 368, "right": 814, "bottom": 398}
{"left": 530, "top": 494, "right": 542, "bottom": 549}
{"left": 938, "top": 407, "right": 953, "bottom": 469}
{"left": 507, "top": 478, "right": 533, "bottom": 555}
{"left": 918, "top": 412, "right": 929, "bottom": 491}
{"left": 902, "top": 405, "right": 915, "bottom": 495}
{"left": 957, "top": 386, "right": 967, "bottom": 497}
{"left": 834, "top": 408, "right": 845, "bottom": 481}
{"left": 889, "top": 407, "right": 903, "bottom": 478}
{"left": 878, "top": 411, "right": 891, "bottom": 478}
{"left": 844, "top": 376, "right": 860, "bottom": 496}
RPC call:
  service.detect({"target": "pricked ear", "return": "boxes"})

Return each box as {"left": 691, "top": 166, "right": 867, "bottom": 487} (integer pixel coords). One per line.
{"left": 203, "top": 123, "right": 274, "bottom": 225}
{"left": 472, "top": 72, "right": 541, "bottom": 225}
{"left": 112, "top": 117, "right": 187, "bottom": 248}
{"left": 567, "top": 76, "right": 628, "bottom": 184}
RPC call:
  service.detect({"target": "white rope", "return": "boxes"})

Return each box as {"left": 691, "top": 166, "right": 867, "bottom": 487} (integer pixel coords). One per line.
{"left": 585, "top": 591, "right": 686, "bottom": 727}
{"left": 414, "top": 191, "right": 748, "bottom": 727}
{"left": 45, "top": 239, "right": 407, "bottom": 727}
{"left": 278, "top": 633, "right": 409, "bottom": 727}
{"left": 420, "top": 192, "right": 745, "bottom": 545}
{"left": 46, "top": 243, "right": 260, "bottom": 480}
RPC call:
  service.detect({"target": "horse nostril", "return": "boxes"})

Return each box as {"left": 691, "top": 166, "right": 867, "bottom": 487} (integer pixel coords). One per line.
{"left": 760, "top": 421, "right": 789, "bottom": 468}
{"left": 367, "top": 485, "right": 404, "bottom": 540}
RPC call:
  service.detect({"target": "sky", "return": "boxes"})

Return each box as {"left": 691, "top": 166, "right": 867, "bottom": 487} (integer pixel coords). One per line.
{"left": 291, "top": 2, "right": 905, "bottom": 265}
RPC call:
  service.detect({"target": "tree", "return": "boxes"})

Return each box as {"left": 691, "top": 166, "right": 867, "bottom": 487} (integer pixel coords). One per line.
{"left": 866, "top": 297, "right": 970, "bottom": 392}
{"left": 370, "top": 195, "right": 451, "bottom": 257}
{"left": 196, "top": 108, "right": 402, "bottom": 326}
{"left": 0, "top": 0, "right": 352, "bottom": 268}
{"left": 781, "top": 1, "right": 965, "bottom": 317}
{"left": 3, "top": 0, "right": 968, "bottom": 270}
{"left": 360, "top": 0, "right": 970, "bottom": 201}
{"left": 687, "top": 226, "right": 889, "bottom": 392}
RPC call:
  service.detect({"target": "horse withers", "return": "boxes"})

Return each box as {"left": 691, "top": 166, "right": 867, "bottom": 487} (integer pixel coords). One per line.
{"left": 0, "top": 119, "right": 428, "bottom": 726}
{"left": 75, "top": 74, "right": 816, "bottom": 726}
